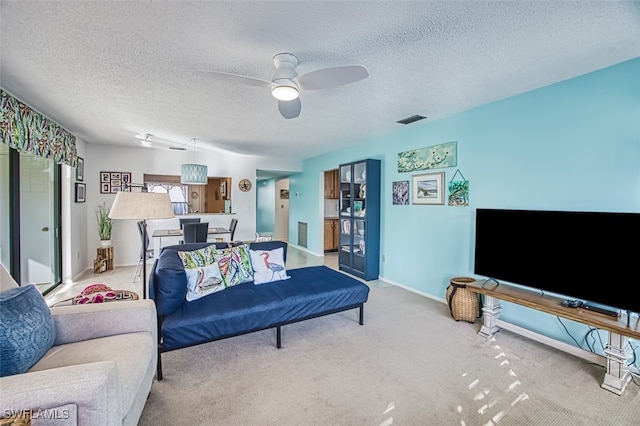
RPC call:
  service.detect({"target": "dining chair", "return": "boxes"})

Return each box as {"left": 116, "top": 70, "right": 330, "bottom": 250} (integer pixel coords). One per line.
{"left": 179, "top": 218, "right": 201, "bottom": 229}
{"left": 183, "top": 222, "right": 209, "bottom": 244}
{"left": 229, "top": 218, "right": 238, "bottom": 241}
{"left": 178, "top": 218, "right": 201, "bottom": 243}
{"left": 134, "top": 220, "right": 154, "bottom": 282}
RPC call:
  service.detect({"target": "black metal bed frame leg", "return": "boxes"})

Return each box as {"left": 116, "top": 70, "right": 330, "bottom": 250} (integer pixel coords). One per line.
{"left": 156, "top": 317, "right": 164, "bottom": 381}
{"left": 359, "top": 304, "right": 364, "bottom": 325}
{"left": 157, "top": 350, "right": 163, "bottom": 381}
{"left": 276, "top": 326, "right": 282, "bottom": 348}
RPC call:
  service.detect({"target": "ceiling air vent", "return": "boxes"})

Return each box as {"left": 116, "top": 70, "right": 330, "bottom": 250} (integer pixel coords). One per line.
{"left": 396, "top": 115, "right": 426, "bottom": 125}
{"left": 169, "top": 146, "right": 187, "bottom": 151}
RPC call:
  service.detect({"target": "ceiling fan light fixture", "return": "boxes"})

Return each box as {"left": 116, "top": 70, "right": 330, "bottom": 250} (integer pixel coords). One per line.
{"left": 271, "top": 83, "right": 299, "bottom": 101}
{"left": 136, "top": 132, "right": 153, "bottom": 147}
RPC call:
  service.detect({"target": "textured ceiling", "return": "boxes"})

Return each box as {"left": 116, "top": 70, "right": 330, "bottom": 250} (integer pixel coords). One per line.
{"left": 1, "top": 1, "right": 639, "bottom": 160}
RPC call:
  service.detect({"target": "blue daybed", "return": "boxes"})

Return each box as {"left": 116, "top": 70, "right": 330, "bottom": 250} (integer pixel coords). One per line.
{"left": 148, "top": 240, "right": 370, "bottom": 380}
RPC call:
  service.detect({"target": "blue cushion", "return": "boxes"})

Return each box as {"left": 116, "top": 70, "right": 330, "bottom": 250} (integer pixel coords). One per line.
{"left": 150, "top": 241, "right": 289, "bottom": 316}
{"left": 150, "top": 249, "right": 189, "bottom": 316}
{"left": 0, "top": 284, "right": 56, "bottom": 377}
{"left": 160, "top": 265, "right": 369, "bottom": 350}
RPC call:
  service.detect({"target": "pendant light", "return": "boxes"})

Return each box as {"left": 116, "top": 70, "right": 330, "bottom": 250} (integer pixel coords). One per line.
{"left": 180, "top": 138, "right": 208, "bottom": 185}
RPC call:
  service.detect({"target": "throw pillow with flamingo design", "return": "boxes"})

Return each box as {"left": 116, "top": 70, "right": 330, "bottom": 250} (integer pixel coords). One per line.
{"left": 249, "top": 247, "right": 290, "bottom": 285}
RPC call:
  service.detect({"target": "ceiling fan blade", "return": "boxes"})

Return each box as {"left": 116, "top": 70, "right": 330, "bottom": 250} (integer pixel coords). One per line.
{"left": 194, "top": 70, "right": 272, "bottom": 88}
{"left": 278, "top": 98, "right": 301, "bottom": 119}
{"left": 296, "top": 65, "right": 369, "bottom": 91}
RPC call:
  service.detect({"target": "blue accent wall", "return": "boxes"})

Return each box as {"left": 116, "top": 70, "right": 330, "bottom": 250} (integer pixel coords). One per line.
{"left": 289, "top": 57, "right": 640, "bottom": 349}
{"left": 256, "top": 178, "right": 275, "bottom": 233}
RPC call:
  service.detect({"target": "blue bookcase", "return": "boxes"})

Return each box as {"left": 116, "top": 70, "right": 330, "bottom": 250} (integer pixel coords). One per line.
{"left": 338, "top": 159, "right": 381, "bottom": 281}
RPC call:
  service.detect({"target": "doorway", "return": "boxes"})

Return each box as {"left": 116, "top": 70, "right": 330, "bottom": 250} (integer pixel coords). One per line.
{"left": 323, "top": 169, "right": 339, "bottom": 252}
{"left": 0, "top": 144, "right": 61, "bottom": 293}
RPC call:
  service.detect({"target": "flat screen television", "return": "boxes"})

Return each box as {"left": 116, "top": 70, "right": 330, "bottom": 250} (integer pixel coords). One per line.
{"left": 474, "top": 208, "right": 640, "bottom": 313}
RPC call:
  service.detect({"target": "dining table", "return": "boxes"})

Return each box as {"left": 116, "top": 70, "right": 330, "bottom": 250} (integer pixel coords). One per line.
{"left": 151, "top": 227, "right": 231, "bottom": 260}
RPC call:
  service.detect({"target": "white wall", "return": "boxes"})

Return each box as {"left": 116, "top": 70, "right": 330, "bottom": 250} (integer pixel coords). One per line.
{"left": 65, "top": 137, "right": 88, "bottom": 282}
{"left": 76, "top": 143, "right": 301, "bottom": 267}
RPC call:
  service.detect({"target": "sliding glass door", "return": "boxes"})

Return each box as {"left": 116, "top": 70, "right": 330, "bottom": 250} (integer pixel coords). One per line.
{"left": 0, "top": 144, "right": 61, "bottom": 293}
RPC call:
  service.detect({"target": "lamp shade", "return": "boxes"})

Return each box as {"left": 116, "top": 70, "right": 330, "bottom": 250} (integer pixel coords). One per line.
{"left": 109, "top": 192, "right": 175, "bottom": 220}
{"left": 181, "top": 163, "right": 208, "bottom": 185}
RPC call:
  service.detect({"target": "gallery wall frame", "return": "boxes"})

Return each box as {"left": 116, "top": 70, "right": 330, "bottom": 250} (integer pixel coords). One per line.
{"left": 412, "top": 172, "right": 445, "bottom": 205}
{"left": 75, "top": 183, "right": 86, "bottom": 203}
{"left": 100, "top": 171, "right": 132, "bottom": 193}
{"left": 392, "top": 180, "right": 409, "bottom": 205}
{"left": 76, "top": 157, "right": 84, "bottom": 181}
{"left": 280, "top": 189, "right": 289, "bottom": 199}
{"left": 448, "top": 169, "right": 469, "bottom": 206}
{"left": 398, "top": 141, "right": 457, "bottom": 173}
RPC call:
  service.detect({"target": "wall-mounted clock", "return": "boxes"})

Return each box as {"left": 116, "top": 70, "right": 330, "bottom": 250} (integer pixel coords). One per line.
{"left": 239, "top": 178, "right": 252, "bottom": 192}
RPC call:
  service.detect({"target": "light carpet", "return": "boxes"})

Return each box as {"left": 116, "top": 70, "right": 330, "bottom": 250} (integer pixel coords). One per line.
{"left": 139, "top": 281, "right": 640, "bottom": 425}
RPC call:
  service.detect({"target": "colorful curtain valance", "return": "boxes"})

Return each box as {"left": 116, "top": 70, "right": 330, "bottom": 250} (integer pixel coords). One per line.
{"left": 0, "top": 89, "right": 77, "bottom": 167}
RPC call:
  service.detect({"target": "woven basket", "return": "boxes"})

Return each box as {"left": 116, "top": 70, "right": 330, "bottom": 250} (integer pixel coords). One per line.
{"left": 446, "top": 277, "right": 479, "bottom": 323}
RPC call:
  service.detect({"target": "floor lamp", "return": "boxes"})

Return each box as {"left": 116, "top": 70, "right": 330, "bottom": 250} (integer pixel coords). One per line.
{"left": 109, "top": 191, "right": 174, "bottom": 298}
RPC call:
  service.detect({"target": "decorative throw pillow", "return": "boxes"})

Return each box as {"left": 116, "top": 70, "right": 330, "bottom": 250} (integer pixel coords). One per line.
{"left": 249, "top": 247, "right": 290, "bottom": 285}
{"left": 185, "top": 262, "right": 225, "bottom": 301}
{"left": 214, "top": 244, "right": 254, "bottom": 287}
{"left": 177, "top": 245, "right": 220, "bottom": 269}
{"left": 0, "top": 284, "right": 56, "bottom": 377}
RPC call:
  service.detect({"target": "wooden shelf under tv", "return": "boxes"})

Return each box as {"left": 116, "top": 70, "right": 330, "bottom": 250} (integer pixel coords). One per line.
{"left": 466, "top": 280, "right": 640, "bottom": 396}
{"left": 466, "top": 280, "right": 640, "bottom": 339}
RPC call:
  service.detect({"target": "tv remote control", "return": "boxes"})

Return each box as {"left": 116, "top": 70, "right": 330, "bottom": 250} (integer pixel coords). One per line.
{"left": 582, "top": 304, "right": 620, "bottom": 317}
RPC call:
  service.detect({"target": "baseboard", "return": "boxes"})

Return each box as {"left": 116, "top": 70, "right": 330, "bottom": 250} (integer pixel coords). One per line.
{"left": 495, "top": 318, "right": 605, "bottom": 367}
{"left": 381, "top": 278, "right": 607, "bottom": 367}
{"left": 380, "top": 277, "right": 446, "bottom": 304}
{"left": 288, "top": 243, "right": 323, "bottom": 257}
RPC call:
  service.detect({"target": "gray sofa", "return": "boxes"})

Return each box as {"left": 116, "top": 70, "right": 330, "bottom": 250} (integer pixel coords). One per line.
{"left": 0, "top": 264, "right": 157, "bottom": 425}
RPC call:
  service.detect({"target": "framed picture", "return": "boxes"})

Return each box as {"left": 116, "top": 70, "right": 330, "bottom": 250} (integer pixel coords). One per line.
{"left": 280, "top": 189, "right": 289, "bottom": 199}
{"left": 398, "top": 141, "right": 457, "bottom": 173}
{"left": 100, "top": 171, "right": 132, "bottom": 193}
{"left": 412, "top": 172, "right": 445, "bottom": 205}
{"left": 392, "top": 180, "right": 409, "bottom": 205}
{"left": 75, "top": 183, "right": 86, "bottom": 203}
{"left": 76, "top": 157, "right": 84, "bottom": 181}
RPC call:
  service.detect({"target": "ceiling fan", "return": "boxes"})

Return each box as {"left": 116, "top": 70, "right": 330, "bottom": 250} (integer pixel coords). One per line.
{"left": 194, "top": 53, "right": 369, "bottom": 119}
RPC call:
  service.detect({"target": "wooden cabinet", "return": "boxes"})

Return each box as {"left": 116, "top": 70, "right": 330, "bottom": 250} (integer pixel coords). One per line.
{"left": 338, "top": 159, "right": 380, "bottom": 281}
{"left": 324, "top": 219, "right": 339, "bottom": 251}
{"left": 324, "top": 169, "right": 339, "bottom": 199}
{"left": 205, "top": 177, "right": 230, "bottom": 213}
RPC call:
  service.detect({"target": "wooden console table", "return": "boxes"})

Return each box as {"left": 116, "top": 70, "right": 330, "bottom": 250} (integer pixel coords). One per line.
{"left": 466, "top": 280, "right": 640, "bottom": 396}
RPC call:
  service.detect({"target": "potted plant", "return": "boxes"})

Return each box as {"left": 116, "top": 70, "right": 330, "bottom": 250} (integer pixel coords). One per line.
{"left": 96, "top": 203, "right": 113, "bottom": 247}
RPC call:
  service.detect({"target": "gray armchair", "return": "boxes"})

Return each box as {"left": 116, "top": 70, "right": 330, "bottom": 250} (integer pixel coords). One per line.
{"left": 0, "top": 265, "right": 157, "bottom": 425}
